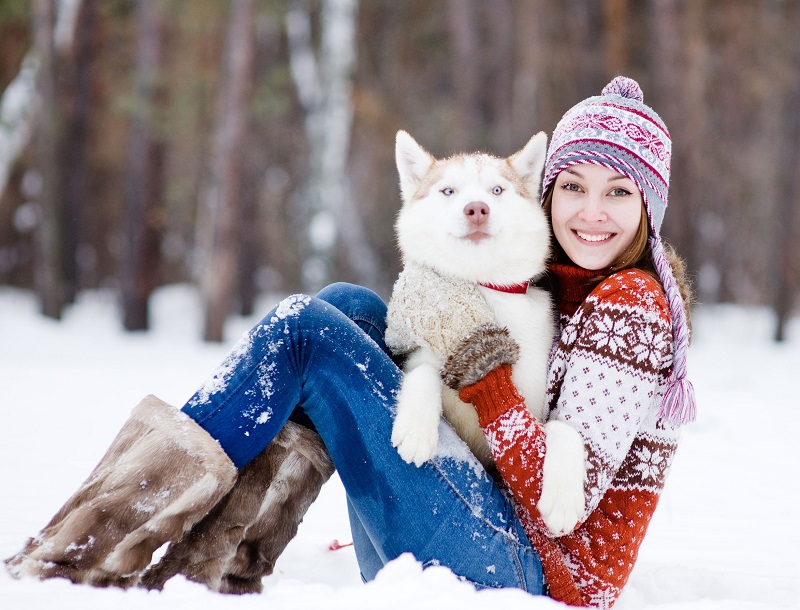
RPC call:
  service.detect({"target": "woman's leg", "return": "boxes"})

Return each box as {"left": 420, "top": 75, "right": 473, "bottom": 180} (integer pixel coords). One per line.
{"left": 180, "top": 284, "right": 389, "bottom": 468}
{"left": 181, "top": 285, "right": 545, "bottom": 593}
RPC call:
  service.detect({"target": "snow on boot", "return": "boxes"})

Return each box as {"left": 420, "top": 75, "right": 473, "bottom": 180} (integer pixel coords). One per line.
{"left": 140, "top": 420, "right": 334, "bottom": 594}
{"left": 4, "top": 395, "right": 237, "bottom": 588}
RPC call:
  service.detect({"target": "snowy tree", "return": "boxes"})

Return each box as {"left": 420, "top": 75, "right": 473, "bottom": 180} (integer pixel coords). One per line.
{"left": 28, "top": 0, "right": 84, "bottom": 318}
{"left": 0, "top": 56, "right": 37, "bottom": 203}
{"left": 286, "top": 0, "right": 379, "bottom": 293}
{"left": 0, "top": 0, "right": 82, "bottom": 203}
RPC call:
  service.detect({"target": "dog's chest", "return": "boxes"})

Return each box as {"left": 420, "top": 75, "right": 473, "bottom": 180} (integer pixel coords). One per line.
{"left": 477, "top": 285, "right": 552, "bottom": 347}
{"left": 477, "top": 285, "right": 553, "bottom": 418}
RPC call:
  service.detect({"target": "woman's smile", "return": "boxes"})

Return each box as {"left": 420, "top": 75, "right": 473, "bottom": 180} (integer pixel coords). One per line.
{"left": 574, "top": 230, "right": 614, "bottom": 243}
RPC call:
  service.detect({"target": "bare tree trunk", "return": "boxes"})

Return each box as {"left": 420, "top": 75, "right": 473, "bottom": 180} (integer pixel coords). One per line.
{"left": 447, "top": 0, "right": 480, "bottom": 151}
{"left": 512, "top": 0, "right": 547, "bottom": 140}
{"left": 603, "top": 0, "right": 630, "bottom": 74}
{"left": 483, "top": 0, "right": 515, "bottom": 153}
{"left": 650, "top": 0, "right": 709, "bottom": 298}
{"left": 61, "top": 0, "right": 96, "bottom": 304}
{"left": 773, "top": 2, "right": 800, "bottom": 341}
{"left": 121, "top": 0, "right": 168, "bottom": 331}
{"left": 198, "top": 0, "right": 257, "bottom": 342}
{"left": 32, "top": 0, "right": 64, "bottom": 319}
{"left": 237, "top": 160, "right": 259, "bottom": 317}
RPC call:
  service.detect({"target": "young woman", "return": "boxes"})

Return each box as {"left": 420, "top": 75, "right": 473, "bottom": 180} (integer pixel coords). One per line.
{"left": 6, "top": 77, "right": 694, "bottom": 609}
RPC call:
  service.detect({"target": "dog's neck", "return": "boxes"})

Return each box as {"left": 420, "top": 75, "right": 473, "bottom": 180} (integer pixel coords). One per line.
{"left": 478, "top": 282, "right": 529, "bottom": 294}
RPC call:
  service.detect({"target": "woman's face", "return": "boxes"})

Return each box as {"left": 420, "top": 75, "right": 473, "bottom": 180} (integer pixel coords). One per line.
{"left": 550, "top": 164, "right": 644, "bottom": 270}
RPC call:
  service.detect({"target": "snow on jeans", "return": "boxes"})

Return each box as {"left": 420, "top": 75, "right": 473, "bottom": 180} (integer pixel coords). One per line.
{"left": 181, "top": 282, "right": 545, "bottom": 593}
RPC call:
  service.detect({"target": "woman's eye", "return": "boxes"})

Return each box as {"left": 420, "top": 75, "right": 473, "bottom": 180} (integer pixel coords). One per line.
{"left": 560, "top": 182, "right": 580, "bottom": 192}
{"left": 491, "top": 185, "right": 504, "bottom": 195}
{"left": 441, "top": 187, "right": 454, "bottom": 196}
{"left": 610, "top": 187, "right": 632, "bottom": 197}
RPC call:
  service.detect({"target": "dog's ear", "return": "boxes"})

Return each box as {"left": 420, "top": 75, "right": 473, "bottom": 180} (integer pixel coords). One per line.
{"left": 395, "top": 131, "right": 435, "bottom": 202}
{"left": 508, "top": 131, "right": 547, "bottom": 195}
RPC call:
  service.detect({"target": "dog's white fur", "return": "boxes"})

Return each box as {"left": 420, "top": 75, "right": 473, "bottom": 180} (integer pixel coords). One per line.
{"left": 389, "top": 131, "right": 586, "bottom": 535}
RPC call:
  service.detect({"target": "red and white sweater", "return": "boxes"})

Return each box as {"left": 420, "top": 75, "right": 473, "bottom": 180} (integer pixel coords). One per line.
{"left": 460, "top": 264, "right": 681, "bottom": 608}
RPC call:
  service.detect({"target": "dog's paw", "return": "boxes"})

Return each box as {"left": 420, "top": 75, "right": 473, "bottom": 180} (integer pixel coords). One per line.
{"left": 391, "top": 363, "right": 442, "bottom": 467}
{"left": 537, "top": 420, "right": 586, "bottom": 536}
{"left": 392, "top": 415, "right": 439, "bottom": 467}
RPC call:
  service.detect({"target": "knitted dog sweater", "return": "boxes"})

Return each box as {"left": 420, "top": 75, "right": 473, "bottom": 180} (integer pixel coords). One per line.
{"left": 460, "top": 263, "right": 681, "bottom": 608}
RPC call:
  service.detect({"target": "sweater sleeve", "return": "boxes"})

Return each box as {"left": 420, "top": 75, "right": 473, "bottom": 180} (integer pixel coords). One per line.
{"left": 459, "top": 365, "right": 549, "bottom": 524}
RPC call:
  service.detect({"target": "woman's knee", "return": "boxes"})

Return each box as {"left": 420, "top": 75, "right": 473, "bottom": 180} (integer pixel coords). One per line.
{"left": 315, "top": 282, "right": 388, "bottom": 350}
{"left": 316, "top": 283, "right": 386, "bottom": 323}
{"left": 315, "top": 282, "right": 380, "bottom": 310}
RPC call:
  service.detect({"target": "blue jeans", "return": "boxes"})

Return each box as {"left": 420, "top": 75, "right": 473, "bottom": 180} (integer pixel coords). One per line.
{"left": 181, "top": 283, "right": 545, "bottom": 594}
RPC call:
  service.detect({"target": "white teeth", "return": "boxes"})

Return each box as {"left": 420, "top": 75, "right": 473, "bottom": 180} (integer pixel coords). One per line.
{"left": 576, "top": 231, "right": 612, "bottom": 242}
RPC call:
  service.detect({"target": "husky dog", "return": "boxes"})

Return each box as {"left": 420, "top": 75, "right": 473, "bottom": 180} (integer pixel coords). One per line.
{"left": 386, "top": 131, "right": 554, "bottom": 469}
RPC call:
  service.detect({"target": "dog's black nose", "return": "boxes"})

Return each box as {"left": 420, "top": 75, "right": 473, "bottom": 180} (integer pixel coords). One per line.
{"left": 464, "top": 201, "right": 490, "bottom": 226}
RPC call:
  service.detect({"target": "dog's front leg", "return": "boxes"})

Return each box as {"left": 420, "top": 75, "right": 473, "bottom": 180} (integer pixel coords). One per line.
{"left": 391, "top": 351, "right": 443, "bottom": 467}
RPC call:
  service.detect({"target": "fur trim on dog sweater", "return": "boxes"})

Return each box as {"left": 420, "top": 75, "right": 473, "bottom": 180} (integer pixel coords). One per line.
{"left": 460, "top": 264, "right": 681, "bottom": 608}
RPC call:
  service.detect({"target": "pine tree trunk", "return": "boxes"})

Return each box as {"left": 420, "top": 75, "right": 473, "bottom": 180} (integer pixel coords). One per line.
{"left": 773, "top": 2, "right": 800, "bottom": 341}
{"left": 483, "top": 0, "right": 514, "bottom": 153}
{"left": 61, "top": 0, "right": 96, "bottom": 304}
{"left": 121, "top": 0, "right": 168, "bottom": 331}
{"left": 650, "top": 0, "right": 705, "bottom": 289}
{"left": 198, "top": 0, "right": 257, "bottom": 342}
{"left": 447, "top": 0, "right": 480, "bottom": 151}
{"left": 511, "top": 0, "right": 547, "bottom": 138}
{"left": 32, "top": 0, "right": 64, "bottom": 319}
{"left": 603, "top": 0, "right": 630, "bottom": 74}
{"left": 237, "top": 162, "right": 258, "bottom": 317}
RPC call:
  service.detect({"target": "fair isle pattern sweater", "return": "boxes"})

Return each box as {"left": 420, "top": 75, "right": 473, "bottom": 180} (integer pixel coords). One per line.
{"left": 461, "top": 264, "right": 681, "bottom": 608}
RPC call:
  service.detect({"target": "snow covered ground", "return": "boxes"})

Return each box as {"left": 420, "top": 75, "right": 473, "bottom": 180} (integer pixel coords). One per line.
{"left": 1, "top": 284, "right": 798, "bottom": 609}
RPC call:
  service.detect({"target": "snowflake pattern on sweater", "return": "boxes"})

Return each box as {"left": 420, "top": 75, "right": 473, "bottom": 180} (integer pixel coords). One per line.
{"left": 462, "top": 265, "right": 681, "bottom": 608}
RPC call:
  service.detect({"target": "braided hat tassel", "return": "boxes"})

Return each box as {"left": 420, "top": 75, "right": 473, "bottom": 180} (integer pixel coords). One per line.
{"left": 651, "top": 236, "right": 697, "bottom": 424}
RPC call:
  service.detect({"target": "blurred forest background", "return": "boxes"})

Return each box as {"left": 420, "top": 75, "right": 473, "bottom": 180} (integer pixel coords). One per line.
{"left": 1, "top": 0, "right": 799, "bottom": 342}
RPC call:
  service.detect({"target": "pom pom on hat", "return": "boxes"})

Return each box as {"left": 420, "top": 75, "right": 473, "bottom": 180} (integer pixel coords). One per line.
{"left": 601, "top": 76, "right": 644, "bottom": 102}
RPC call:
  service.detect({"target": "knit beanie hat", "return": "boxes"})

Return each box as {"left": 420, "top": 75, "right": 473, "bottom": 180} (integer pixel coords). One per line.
{"left": 542, "top": 75, "right": 696, "bottom": 425}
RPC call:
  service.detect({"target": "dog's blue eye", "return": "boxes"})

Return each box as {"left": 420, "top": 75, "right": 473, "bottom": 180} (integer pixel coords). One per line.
{"left": 492, "top": 186, "right": 504, "bottom": 195}
{"left": 441, "top": 187, "right": 454, "bottom": 196}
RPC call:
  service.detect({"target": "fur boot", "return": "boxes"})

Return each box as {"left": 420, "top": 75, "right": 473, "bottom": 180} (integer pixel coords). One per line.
{"left": 4, "top": 395, "right": 237, "bottom": 588}
{"left": 140, "top": 420, "right": 334, "bottom": 594}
